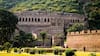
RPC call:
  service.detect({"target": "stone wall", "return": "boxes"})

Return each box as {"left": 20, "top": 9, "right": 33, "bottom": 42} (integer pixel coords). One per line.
{"left": 15, "top": 11, "right": 85, "bottom": 47}
{"left": 15, "top": 11, "right": 85, "bottom": 37}
{"left": 67, "top": 30, "right": 100, "bottom": 51}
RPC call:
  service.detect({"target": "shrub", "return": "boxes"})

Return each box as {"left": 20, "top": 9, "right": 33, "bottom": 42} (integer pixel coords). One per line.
{"left": 90, "top": 52, "right": 96, "bottom": 56}
{"left": 7, "top": 48, "right": 12, "bottom": 53}
{"left": 30, "top": 49, "right": 35, "bottom": 54}
{"left": 14, "top": 48, "right": 18, "bottom": 53}
{"left": 2, "top": 42, "right": 12, "bottom": 53}
{"left": 0, "top": 45, "right": 3, "bottom": 51}
{"left": 65, "top": 49, "right": 75, "bottom": 56}
{"left": 2, "top": 42, "right": 11, "bottom": 50}
{"left": 38, "top": 50, "right": 45, "bottom": 54}
{"left": 24, "top": 49, "right": 30, "bottom": 53}
{"left": 54, "top": 49, "right": 62, "bottom": 55}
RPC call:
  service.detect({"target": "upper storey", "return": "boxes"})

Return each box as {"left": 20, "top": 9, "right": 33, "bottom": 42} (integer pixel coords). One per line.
{"left": 15, "top": 11, "right": 85, "bottom": 26}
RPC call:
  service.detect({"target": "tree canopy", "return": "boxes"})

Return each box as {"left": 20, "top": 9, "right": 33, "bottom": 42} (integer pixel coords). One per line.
{"left": 67, "top": 23, "right": 84, "bottom": 32}
{"left": 0, "top": 0, "right": 84, "bottom": 13}
{"left": 84, "top": 0, "right": 100, "bottom": 30}
{"left": 14, "top": 31, "right": 35, "bottom": 47}
{"left": 0, "top": 9, "right": 18, "bottom": 45}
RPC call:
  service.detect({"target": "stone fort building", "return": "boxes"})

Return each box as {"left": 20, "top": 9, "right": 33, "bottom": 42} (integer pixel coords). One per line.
{"left": 15, "top": 11, "right": 85, "bottom": 37}
{"left": 67, "top": 30, "right": 100, "bottom": 51}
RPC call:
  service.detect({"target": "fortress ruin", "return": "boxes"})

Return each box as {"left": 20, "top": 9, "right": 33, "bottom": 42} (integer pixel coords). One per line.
{"left": 67, "top": 30, "right": 100, "bottom": 51}
{"left": 15, "top": 11, "right": 85, "bottom": 47}
{"left": 15, "top": 11, "right": 85, "bottom": 37}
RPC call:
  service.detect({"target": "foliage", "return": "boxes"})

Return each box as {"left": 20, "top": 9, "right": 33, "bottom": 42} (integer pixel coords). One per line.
{"left": 38, "top": 50, "right": 45, "bottom": 54}
{"left": 84, "top": 0, "right": 100, "bottom": 30}
{"left": 90, "top": 52, "right": 96, "bottom": 56}
{"left": 1, "top": 42, "right": 12, "bottom": 52}
{"left": 40, "top": 31, "right": 47, "bottom": 40}
{"left": 54, "top": 48, "right": 62, "bottom": 55}
{"left": 0, "top": 0, "right": 27, "bottom": 9}
{"left": 40, "top": 31, "right": 47, "bottom": 46}
{"left": 2, "top": 42, "right": 11, "bottom": 50}
{"left": 30, "top": 50, "right": 35, "bottom": 54}
{"left": 67, "top": 23, "right": 84, "bottom": 32}
{"left": 14, "top": 48, "right": 18, "bottom": 53}
{"left": 24, "top": 49, "right": 30, "bottom": 53}
{"left": 14, "top": 31, "right": 35, "bottom": 47}
{"left": 0, "top": 0, "right": 84, "bottom": 13}
{"left": 88, "top": 20, "right": 100, "bottom": 30}
{"left": 0, "top": 9, "right": 18, "bottom": 45}
{"left": 85, "top": 0, "right": 100, "bottom": 20}
{"left": 65, "top": 49, "right": 75, "bottom": 56}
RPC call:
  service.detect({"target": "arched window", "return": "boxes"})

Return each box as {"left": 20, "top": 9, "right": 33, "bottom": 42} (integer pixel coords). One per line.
{"left": 32, "top": 18, "right": 34, "bottom": 22}
{"left": 25, "top": 18, "right": 27, "bottom": 22}
{"left": 77, "top": 20, "right": 79, "bottom": 22}
{"left": 73, "top": 20, "right": 74, "bottom": 23}
{"left": 48, "top": 18, "right": 50, "bottom": 22}
{"left": 38, "top": 18, "right": 40, "bottom": 22}
{"left": 19, "top": 18, "right": 21, "bottom": 22}
{"left": 23, "top": 18, "right": 24, "bottom": 22}
{"left": 29, "top": 18, "right": 30, "bottom": 22}
{"left": 44, "top": 18, "right": 46, "bottom": 22}
{"left": 35, "top": 18, "right": 37, "bottom": 22}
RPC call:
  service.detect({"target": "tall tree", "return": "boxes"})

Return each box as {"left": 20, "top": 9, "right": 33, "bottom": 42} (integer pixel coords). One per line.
{"left": 14, "top": 31, "right": 35, "bottom": 47}
{"left": 67, "top": 23, "right": 84, "bottom": 32}
{"left": 84, "top": 0, "right": 100, "bottom": 30}
{"left": 0, "top": 9, "right": 18, "bottom": 45}
{"left": 40, "top": 31, "right": 47, "bottom": 47}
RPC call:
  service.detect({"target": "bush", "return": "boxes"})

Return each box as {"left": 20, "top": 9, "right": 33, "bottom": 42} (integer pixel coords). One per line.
{"left": 0, "top": 45, "right": 3, "bottom": 51}
{"left": 2, "top": 42, "right": 11, "bottom": 50}
{"left": 2, "top": 42, "right": 12, "bottom": 53}
{"left": 24, "top": 49, "right": 30, "bottom": 53}
{"left": 54, "top": 49, "right": 62, "bottom": 55}
{"left": 90, "top": 52, "right": 96, "bottom": 56}
{"left": 30, "top": 49, "right": 35, "bottom": 54}
{"left": 14, "top": 48, "right": 18, "bottom": 53}
{"left": 65, "top": 49, "right": 75, "bottom": 56}
{"left": 38, "top": 50, "right": 45, "bottom": 54}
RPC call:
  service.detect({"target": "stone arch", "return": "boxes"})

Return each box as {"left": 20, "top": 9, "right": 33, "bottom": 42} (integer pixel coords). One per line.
{"left": 32, "top": 18, "right": 34, "bottom": 22}
{"left": 25, "top": 18, "right": 27, "bottom": 22}
{"left": 77, "top": 19, "right": 79, "bottom": 22}
{"left": 35, "top": 18, "right": 37, "bottom": 22}
{"left": 22, "top": 18, "right": 24, "bottom": 22}
{"left": 48, "top": 18, "right": 50, "bottom": 22}
{"left": 29, "top": 18, "right": 30, "bottom": 22}
{"left": 19, "top": 18, "right": 21, "bottom": 22}
{"left": 38, "top": 18, "right": 40, "bottom": 22}
{"left": 44, "top": 18, "right": 46, "bottom": 22}
{"left": 72, "top": 20, "right": 74, "bottom": 23}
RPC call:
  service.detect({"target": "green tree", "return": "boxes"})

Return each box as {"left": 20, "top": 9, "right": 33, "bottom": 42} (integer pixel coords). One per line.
{"left": 85, "top": 0, "right": 100, "bottom": 20}
{"left": 84, "top": 0, "right": 100, "bottom": 30}
{"left": 1, "top": 42, "right": 12, "bottom": 52}
{"left": 40, "top": 31, "right": 47, "bottom": 46}
{"left": 14, "top": 31, "right": 35, "bottom": 47}
{"left": 67, "top": 23, "right": 84, "bottom": 32}
{"left": 0, "top": 9, "right": 18, "bottom": 45}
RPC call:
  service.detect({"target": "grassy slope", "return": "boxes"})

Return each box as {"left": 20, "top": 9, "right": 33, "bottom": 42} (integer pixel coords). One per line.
{"left": 0, "top": 0, "right": 81, "bottom": 13}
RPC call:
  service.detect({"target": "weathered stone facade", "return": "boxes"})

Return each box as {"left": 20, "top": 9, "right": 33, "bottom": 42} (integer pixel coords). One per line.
{"left": 67, "top": 30, "right": 100, "bottom": 51}
{"left": 15, "top": 11, "right": 85, "bottom": 47}
{"left": 15, "top": 11, "right": 85, "bottom": 37}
